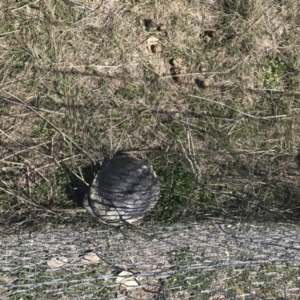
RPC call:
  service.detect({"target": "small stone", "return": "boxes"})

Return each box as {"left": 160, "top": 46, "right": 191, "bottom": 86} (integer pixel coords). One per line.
{"left": 157, "top": 24, "right": 167, "bottom": 31}
{"left": 196, "top": 78, "right": 215, "bottom": 88}
{"left": 81, "top": 252, "right": 100, "bottom": 265}
{"left": 47, "top": 257, "right": 69, "bottom": 268}
{"left": 116, "top": 270, "right": 140, "bottom": 289}
{"left": 171, "top": 58, "right": 182, "bottom": 68}
{"left": 151, "top": 44, "right": 162, "bottom": 53}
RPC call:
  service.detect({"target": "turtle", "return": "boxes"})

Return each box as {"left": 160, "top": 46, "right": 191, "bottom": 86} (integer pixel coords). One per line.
{"left": 82, "top": 154, "right": 160, "bottom": 226}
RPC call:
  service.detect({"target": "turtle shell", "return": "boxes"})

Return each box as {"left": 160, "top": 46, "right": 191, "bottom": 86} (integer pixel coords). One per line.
{"left": 83, "top": 155, "right": 160, "bottom": 226}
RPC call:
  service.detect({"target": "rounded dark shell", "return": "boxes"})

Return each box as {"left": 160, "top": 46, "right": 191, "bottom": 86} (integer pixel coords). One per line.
{"left": 83, "top": 155, "right": 160, "bottom": 226}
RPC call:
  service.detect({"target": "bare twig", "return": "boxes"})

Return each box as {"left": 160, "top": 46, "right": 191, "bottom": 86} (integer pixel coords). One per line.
{"left": 0, "top": 185, "right": 38, "bottom": 207}
{"left": 188, "top": 94, "right": 290, "bottom": 120}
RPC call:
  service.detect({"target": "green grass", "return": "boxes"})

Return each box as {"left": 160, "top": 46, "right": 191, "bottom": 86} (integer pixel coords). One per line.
{"left": 1, "top": 0, "right": 300, "bottom": 231}
{"left": 165, "top": 248, "right": 217, "bottom": 299}
{"left": 164, "top": 247, "right": 300, "bottom": 299}
{"left": 165, "top": 259, "right": 300, "bottom": 299}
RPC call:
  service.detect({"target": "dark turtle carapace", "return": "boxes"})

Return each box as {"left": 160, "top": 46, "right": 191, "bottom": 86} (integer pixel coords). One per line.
{"left": 82, "top": 154, "right": 160, "bottom": 226}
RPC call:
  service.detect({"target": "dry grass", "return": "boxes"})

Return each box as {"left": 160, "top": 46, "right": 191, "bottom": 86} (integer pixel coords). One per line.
{"left": 1, "top": 0, "right": 300, "bottom": 229}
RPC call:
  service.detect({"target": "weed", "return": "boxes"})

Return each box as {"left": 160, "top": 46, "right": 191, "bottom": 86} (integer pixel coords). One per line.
{"left": 115, "top": 85, "right": 145, "bottom": 101}
{"left": 262, "top": 57, "right": 287, "bottom": 89}
{"left": 153, "top": 157, "right": 197, "bottom": 223}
